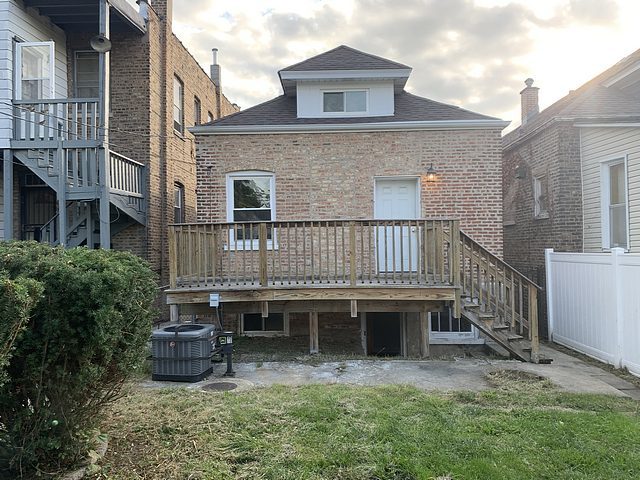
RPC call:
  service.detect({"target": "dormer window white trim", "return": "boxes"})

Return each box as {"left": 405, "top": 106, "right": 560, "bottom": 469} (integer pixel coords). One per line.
{"left": 322, "top": 89, "right": 368, "bottom": 115}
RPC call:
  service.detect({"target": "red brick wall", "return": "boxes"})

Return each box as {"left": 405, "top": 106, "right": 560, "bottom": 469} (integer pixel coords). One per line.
{"left": 502, "top": 122, "right": 583, "bottom": 337}
{"left": 196, "top": 128, "right": 504, "bottom": 255}
{"left": 64, "top": 2, "right": 238, "bottom": 312}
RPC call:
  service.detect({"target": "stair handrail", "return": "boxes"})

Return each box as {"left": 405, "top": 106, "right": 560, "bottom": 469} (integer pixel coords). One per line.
{"left": 39, "top": 212, "right": 59, "bottom": 245}
{"left": 458, "top": 230, "right": 541, "bottom": 361}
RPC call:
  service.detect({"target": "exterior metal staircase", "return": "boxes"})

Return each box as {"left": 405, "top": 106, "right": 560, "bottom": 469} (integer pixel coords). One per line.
{"left": 456, "top": 231, "right": 551, "bottom": 363}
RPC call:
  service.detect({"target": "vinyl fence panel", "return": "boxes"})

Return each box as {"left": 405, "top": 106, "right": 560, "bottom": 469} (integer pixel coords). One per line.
{"left": 546, "top": 248, "right": 640, "bottom": 376}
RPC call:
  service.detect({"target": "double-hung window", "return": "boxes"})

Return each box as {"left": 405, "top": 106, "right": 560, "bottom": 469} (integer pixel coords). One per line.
{"left": 173, "top": 75, "right": 184, "bottom": 133}
{"left": 74, "top": 51, "right": 99, "bottom": 98}
{"left": 602, "top": 159, "right": 628, "bottom": 249}
{"left": 227, "top": 172, "right": 275, "bottom": 249}
{"left": 15, "top": 41, "right": 55, "bottom": 100}
{"left": 174, "top": 182, "right": 185, "bottom": 223}
{"left": 194, "top": 96, "right": 201, "bottom": 125}
{"left": 533, "top": 175, "right": 549, "bottom": 218}
{"left": 323, "top": 90, "right": 367, "bottom": 113}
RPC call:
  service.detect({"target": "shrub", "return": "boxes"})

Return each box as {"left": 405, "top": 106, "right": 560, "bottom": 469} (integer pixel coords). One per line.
{"left": 0, "top": 242, "right": 158, "bottom": 477}
{"left": 0, "top": 274, "right": 43, "bottom": 387}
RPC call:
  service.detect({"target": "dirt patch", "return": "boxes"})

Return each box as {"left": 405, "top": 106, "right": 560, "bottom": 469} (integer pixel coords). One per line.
{"left": 486, "top": 369, "right": 555, "bottom": 393}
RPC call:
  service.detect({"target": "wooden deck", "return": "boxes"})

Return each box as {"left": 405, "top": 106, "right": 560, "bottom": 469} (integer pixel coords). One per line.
{"left": 167, "top": 219, "right": 543, "bottom": 362}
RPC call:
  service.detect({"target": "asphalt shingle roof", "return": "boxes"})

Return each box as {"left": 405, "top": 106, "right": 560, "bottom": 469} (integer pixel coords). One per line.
{"left": 204, "top": 91, "right": 500, "bottom": 128}
{"left": 504, "top": 47, "right": 640, "bottom": 148}
{"left": 279, "top": 45, "right": 411, "bottom": 72}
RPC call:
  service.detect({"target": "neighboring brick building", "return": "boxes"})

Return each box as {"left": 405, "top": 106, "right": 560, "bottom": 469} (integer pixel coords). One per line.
{"left": 1, "top": 0, "right": 238, "bottom": 317}
{"left": 186, "top": 46, "right": 518, "bottom": 356}
{"left": 503, "top": 48, "right": 640, "bottom": 337}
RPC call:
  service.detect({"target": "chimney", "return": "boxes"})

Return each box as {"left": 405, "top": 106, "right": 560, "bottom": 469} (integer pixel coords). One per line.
{"left": 210, "top": 48, "right": 221, "bottom": 88}
{"left": 520, "top": 78, "right": 539, "bottom": 125}
{"left": 137, "top": 0, "right": 150, "bottom": 22}
{"left": 210, "top": 48, "right": 222, "bottom": 118}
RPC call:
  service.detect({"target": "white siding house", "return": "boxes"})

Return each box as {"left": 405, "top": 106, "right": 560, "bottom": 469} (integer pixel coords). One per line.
{"left": 0, "top": 0, "right": 68, "bottom": 149}
{"left": 0, "top": 0, "right": 68, "bottom": 237}
{"left": 580, "top": 126, "right": 640, "bottom": 253}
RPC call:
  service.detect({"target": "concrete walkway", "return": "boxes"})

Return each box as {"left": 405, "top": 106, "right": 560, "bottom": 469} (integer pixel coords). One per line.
{"left": 147, "top": 345, "right": 640, "bottom": 399}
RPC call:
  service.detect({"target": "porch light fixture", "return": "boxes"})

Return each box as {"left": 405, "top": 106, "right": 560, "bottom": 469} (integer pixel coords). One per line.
{"left": 426, "top": 163, "right": 438, "bottom": 182}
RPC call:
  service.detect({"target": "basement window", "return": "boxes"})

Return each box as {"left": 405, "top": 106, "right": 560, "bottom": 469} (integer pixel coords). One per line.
{"left": 430, "top": 306, "right": 475, "bottom": 339}
{"left": 323, "top": 90, "right": 367, "bottom": 113}
{"left": 241, "top": 312, "right": 288, "bottom": 336}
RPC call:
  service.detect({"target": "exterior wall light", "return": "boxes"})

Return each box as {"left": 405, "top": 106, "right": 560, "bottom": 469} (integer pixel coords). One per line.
{"left": 426, "top": 163, "right": 438, "bottom": 182}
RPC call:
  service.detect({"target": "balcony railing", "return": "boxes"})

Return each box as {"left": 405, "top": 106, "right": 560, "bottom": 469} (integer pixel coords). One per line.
{"left": 169, "top": 219, "right": 461, "bottom": 289}
{"left": 12, "top": 98, "right": 100, "bottom": 146}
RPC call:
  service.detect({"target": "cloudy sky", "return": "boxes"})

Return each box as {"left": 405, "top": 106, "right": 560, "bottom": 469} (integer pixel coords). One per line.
{"left": 169, "top": 0, "right": 639, "bottom": 130}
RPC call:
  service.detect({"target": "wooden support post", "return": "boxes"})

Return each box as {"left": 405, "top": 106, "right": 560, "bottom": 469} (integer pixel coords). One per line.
{"left": 451, "top": 220, "right": 461, "bottom": 286}
{"left": 261, "top": 301, "right": 269, "bottom": 318}
{"left": 309, "top": 311, "right": 319, "bottom": 354}
{"left": 529, "top": 285, "right": 540, "bottom": 363}
{"left": 168, "top": 227, "right": 178, "bottom": 289}
{"left": 3, "top": 149, "right": 13, "bottom": 240}
{"left": 259, "top": 223, "right": 268, "bottom": 286}
{"left": 419, "top": 310, "right": 430, "bottom": 358}
{"left": 350, "top": 299, "right": 358, "bottom": 318}
{"left": 349, "top": 221, "right": 357, "bottom": 285}
{"left": 170, "top": 304, "right": 179, "bottom": 323}
{"left": 360, "top": 313, "right": 367, "bottom": 355}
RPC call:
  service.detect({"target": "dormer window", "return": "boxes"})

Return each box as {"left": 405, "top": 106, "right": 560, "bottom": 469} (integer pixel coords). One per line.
{"left": 322, "top": 90, "right": 367, "bottom": 113}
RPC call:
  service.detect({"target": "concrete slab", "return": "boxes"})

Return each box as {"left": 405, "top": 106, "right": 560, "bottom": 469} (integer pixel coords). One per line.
{"left": 144, "top": 344, "right": 640, "bottom": 399}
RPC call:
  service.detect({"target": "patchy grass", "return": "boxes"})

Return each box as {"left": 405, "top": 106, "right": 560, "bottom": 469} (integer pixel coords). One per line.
{"left": 485, "top": 369, "right": 555, "bottom": 393}
{"left": 91, "top": 383, "right": 639, "bottom": 480}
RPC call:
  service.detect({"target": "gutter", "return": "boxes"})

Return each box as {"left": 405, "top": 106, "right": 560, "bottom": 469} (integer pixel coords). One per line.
{"left": 190, "top": 119, "right": 510, "bottom": 135}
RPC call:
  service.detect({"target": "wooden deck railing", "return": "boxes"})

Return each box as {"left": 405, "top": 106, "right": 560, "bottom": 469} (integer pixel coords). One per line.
{"left": 109, "top": 151, "right": 145, "bottom": 210}
{"left": 169, "top": 219, "right": 460, "bottom": 289}
{"left": 12, "top": 98, "right": 100, "bottom": 145}
{"left": 458, "top": 231, "right": 540, "bottom": 356}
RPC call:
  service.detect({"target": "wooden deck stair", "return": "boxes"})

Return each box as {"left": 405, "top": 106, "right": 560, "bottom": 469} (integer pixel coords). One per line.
{"left": 456, "top": 232, "right": 551, "bottom": 364}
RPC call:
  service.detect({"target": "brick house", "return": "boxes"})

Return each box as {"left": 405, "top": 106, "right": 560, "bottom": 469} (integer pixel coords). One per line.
{"left": 168, "top": 45, "right": 545, "bottom": 362}
{"left": 0, "top": 0, "right": 238, "bottom": 302}
{"left": 503, "top": 48, "right": 640, "bottom": 338}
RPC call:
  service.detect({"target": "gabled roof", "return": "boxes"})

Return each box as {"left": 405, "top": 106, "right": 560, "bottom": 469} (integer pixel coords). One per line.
{"left": 280, "top": 45, "right": 411, "bottom": 72}
{"left": 278, "top": 45, "right": 413, "bottom": 95}
{"left": 504, "top": 47, "right": 640, "bottom": 149}
{"left": 192, "top": 91, "right": 506, "bottom": 134}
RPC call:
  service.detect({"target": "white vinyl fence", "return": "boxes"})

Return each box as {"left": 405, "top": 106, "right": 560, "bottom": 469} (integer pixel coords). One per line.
{"left": 545, "top": 248, "right": 640, "bottom": 376}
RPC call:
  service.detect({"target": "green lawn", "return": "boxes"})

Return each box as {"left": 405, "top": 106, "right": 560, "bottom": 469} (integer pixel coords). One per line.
{"left": 92, "top": 378, "right": 640, "bottom": 480}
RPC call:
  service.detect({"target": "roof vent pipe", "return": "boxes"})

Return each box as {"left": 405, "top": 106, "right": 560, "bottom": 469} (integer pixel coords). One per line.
{"left": 137, "top": 0, "right": 150, "bottom": 22}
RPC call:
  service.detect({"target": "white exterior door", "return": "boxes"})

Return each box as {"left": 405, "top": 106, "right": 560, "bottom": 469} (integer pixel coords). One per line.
{"left": 374, "top": 178, "right": 419, "bottom": 272}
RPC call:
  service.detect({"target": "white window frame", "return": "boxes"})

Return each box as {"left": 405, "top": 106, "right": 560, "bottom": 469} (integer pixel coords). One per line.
{"left": 321, "top": 89, "right": 369, "bottom": 115}
{"left": 15, "top": 41, "right": 55, "bottom": 100}
{"left": 600, "top": 156, "right": 629, "bottom": 251}
{"left": 533, "top": 175, "right": 549, "bottom": 219}
{"left": 173, "top": 75, "right": 184, "bottom": 134}
{"left": 240, "top": 312, "right": 289, "bottom": 337}
{"left": 226, "top": 171, "right": 276, "bottom": 250}
{"left": 428, "top": 307, "right": 481, "bottom": 344}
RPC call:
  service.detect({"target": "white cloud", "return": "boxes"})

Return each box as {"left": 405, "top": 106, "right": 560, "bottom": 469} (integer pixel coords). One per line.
{"left": 171, "top": 0, "right": 636, "bottom": 128}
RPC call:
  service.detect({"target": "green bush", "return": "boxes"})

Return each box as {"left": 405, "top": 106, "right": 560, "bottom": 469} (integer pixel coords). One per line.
{"left": 0, "top": 242, "right": 158, "bottom": 477}
{"left": 0, "top": 273, "right": 42, "bottom": 387}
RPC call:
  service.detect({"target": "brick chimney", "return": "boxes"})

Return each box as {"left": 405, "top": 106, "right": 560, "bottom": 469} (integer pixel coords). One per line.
{"left": 520, "top": 78, "right": 539, "bottom": 125}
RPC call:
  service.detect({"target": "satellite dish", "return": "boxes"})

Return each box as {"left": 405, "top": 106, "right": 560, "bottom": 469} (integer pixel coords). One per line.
{"left": 89, "top": 34, "right": 112, "bottom": 53}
